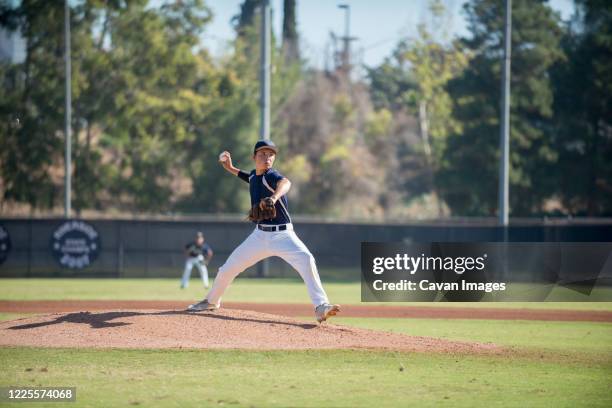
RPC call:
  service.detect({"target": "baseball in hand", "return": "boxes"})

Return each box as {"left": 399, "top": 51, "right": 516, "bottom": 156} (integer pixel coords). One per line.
{"left": 219, "top": 152, "right": 228, "bottom": 162}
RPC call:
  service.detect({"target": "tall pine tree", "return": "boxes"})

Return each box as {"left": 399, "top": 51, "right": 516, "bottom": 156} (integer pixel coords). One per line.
{"left": 551, "top": 0, "right": 612, "bottom": 215}
{"left": 282, "top": 0, "right": 299, "bottom": 63}
{"left": 440, "top": 0, "right": 564, "bottom": 216}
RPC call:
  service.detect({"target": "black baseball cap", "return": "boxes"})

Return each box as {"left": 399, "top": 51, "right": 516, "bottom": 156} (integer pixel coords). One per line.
{"left": 253, "top": 140, "right": 278, "bottom": 155}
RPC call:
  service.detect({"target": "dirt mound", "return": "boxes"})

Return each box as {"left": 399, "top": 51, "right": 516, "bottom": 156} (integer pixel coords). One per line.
{"left": 0, "top": 309, "right": 499, "bottom": 353}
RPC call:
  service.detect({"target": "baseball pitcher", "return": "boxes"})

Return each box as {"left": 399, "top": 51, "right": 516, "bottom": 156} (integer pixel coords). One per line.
{"left": 187, "top": 140, "right": 340, "bottom": 323}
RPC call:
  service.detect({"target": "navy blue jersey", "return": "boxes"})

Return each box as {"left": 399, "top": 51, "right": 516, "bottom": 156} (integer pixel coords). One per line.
{"left": 185, "top": 242, "right": 212, "bottom": 258}
{"left": 237, "top": 168, "right": 291, "bottom": 225}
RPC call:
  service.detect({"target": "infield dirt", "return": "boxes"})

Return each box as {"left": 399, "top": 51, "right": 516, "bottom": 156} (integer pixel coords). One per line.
{"left": 1, "top": 300, "right": 610, "bottom": 321}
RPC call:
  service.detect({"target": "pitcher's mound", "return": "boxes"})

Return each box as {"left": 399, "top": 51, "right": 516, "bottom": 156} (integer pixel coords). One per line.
{"left": 0, "top": 309, "right": 498, "bottom": 353}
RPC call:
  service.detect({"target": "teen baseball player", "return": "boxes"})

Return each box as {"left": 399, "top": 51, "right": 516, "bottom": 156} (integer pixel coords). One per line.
{"left": 187, "top": 140, "right": 340, "bottom": 323}
{"left": 181, "top": 232, "right": 213, "bottom": 289}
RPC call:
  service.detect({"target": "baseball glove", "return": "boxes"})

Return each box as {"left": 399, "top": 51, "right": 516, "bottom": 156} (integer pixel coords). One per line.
{"left": 248, "top": 197, "right": 277, "bottom": 222}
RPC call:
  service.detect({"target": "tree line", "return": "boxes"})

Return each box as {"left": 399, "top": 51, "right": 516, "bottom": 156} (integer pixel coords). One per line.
{"left": 0, "top": 0, "right": 610, "bottom": 218}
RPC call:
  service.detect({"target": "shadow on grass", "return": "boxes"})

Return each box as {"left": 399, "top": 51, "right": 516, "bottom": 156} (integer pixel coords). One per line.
{"left": 7, "top": 310, "right": 318, "bottom": 330}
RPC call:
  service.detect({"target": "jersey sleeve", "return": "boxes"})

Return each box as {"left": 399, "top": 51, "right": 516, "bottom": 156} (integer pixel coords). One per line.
{"left": 265, "top": 169, "right": 285, "bottom": 190}
{"left": 237, "top": 170, "right": 250, "bottom": 183}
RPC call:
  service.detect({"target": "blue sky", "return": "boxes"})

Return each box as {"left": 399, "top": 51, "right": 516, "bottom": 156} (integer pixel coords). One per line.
{"left": 200, "top": 0, "right": 575, "bottom": 68}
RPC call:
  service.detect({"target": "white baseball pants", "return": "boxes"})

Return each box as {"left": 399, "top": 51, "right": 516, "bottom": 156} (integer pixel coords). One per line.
{"left": 206, "top": 224, "right": 329, "bottom": 307}
{"left": 181, "top": 256, "right": 209, "bottom": 288}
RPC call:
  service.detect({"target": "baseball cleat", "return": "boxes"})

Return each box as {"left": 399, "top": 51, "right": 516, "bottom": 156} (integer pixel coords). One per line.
{"left": 187, "top": 299, "right": 218, "bottom": 312}
{"left": 315, "top": 303, "right": 340, "bottom": 323}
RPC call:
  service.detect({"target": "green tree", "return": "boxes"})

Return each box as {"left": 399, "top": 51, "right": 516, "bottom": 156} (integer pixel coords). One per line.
{"left": 1, "top": 0, "right": 266, "bottom": 214}
{"left": 92, "top": 0, "right": 215, "bottom": 212}
{"left": 366, "top": 42, "right": 417, "bottom": 112}
{"left": 551, "top": 0, "right": 612, "bottom": 215}
{"left": 233, "top": 0, "right": 259, "bottom": 37}
{"left": 441, "top": 0, "right": 564, "bottom": 216}
{"left": 402, "top": 0, "right": 470, "bottom": 215}
{"left": 0, "top": 0, "right": 67, "bottom": 211}
{"left": 366, "top": 42, "right": 433, "bottom": 208}
{"left": 69, "top": 1, "right": 126, "bottom": 212}
{"left": 364, "top": 1, "right": 469, "bottom": 217}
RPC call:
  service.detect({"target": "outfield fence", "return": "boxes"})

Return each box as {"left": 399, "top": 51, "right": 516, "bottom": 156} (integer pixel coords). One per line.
{"left": 0, "top": 217, "right": 610, "bottom": 280}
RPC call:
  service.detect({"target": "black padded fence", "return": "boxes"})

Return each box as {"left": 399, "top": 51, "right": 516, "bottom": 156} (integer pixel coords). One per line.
{"left": 0, "top": 217, "right": 610, "bottom": 280}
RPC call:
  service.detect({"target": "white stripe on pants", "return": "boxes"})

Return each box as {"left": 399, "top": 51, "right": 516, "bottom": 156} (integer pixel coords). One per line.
{"left": 206, "top": 225, "right": 329, "bottom": 307}
{"left": 181, "top": 257, "right": 209, "bottom": 287}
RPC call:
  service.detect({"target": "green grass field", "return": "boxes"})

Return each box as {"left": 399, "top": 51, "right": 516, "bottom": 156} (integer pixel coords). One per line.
{"left": 1, "top": 348, "right": 610, "bottom": 408}
{"left": 0, "top": 279, "right": 611, "bottom": 407}
{"left": 2, "top": 278, "right": 612, "bottom": 310}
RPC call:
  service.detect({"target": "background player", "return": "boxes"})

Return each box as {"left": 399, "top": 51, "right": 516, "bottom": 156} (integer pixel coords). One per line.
{"left": 181, "top": 231, "right": 213, "bottom": 289}
{"left": 187, "top": 140, "right": 340, "bottom": 323}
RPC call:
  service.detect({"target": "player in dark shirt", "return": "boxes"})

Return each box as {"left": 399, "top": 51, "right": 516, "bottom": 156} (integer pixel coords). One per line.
{"left": 181, "top": 231, "right": 213, "bottom": 289}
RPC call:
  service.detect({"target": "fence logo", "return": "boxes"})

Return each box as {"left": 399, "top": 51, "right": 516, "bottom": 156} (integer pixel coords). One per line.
{"left": 51, "top": 220, "right": 100, "bottom": 269}
{"left": 0, "top": 225, "right": 11, "bottom": 265}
